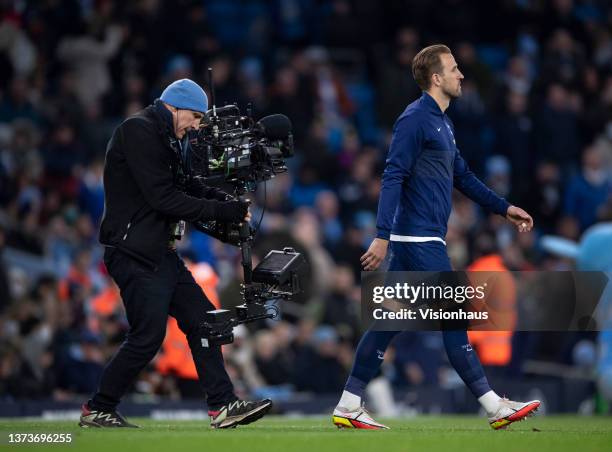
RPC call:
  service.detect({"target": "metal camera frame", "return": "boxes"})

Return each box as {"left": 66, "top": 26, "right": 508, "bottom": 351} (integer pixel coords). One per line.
{"left": 188, "top": 69, "right": 305, "bottom": 346}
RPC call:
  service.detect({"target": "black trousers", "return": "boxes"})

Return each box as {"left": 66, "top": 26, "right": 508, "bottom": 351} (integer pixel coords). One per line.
{"left": 90, "top": 248, "right": 235, "bottom": 410}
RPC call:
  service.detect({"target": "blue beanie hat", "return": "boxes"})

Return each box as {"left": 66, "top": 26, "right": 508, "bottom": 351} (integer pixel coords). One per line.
{"left": 160, "top": 79, "right": 208, "bottom": 113}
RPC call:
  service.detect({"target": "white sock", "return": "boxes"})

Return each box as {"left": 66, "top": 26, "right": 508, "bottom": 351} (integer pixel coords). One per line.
{"left": 478, "top": 390, "right": 502, "bottom": 415}
{"left": 337, "top": 390, "right": 361, "bottom": 411}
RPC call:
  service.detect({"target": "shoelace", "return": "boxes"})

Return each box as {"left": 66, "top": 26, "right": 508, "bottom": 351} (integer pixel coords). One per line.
{"left": 360, "top": 404, "right": 374, "bottom": 418}
{"left": 499, "top": 397, "right": 517, "bottom": 408}
{"left": 493, "top": 397, "right": 521, "bottom": 416}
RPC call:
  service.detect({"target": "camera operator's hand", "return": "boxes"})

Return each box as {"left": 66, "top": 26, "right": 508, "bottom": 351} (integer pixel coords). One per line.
{"left": 214, "top": 200, "right": 250, "bottom": 223}
{"left": 186, "top": 181, "right": 231, "bottom": 201}
{"left": 212, "top": 189, "right": 231, "bottom": 201}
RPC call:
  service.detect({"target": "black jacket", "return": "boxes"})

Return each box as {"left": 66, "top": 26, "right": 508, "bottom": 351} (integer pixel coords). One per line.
{"left": 99, "top": 102, "right": 233, "bottom": 269}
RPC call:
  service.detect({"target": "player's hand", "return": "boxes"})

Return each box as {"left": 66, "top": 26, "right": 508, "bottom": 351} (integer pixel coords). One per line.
{"left": 506, "top": 205, "right": 534, "bottom": 233}
{"left": 361, "top": 238, "right": 389, "bottom": 271}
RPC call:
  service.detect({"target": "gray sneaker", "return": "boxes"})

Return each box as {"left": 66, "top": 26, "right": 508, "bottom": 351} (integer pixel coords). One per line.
{"left": 79, "top": 403, "right": 139, "bottom": 428}
{"left": 209, "top": 399, "right": 273, "bottom": 429}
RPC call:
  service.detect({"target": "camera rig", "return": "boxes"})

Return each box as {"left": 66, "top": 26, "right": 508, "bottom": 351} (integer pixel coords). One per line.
{"left": 181, "top": 69, "right": 305, "bottom": 346}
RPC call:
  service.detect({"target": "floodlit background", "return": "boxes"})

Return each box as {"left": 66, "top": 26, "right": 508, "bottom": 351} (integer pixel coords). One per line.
{"left": 0, "top": 0, "right": 611, "bottom": 417}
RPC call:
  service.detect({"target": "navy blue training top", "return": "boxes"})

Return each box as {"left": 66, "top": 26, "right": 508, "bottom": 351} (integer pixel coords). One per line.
{"left": 376, "top": 92, "right": 510, "bottom": 241}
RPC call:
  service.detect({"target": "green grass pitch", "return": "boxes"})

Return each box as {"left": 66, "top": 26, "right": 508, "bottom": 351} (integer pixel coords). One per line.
{"left": 1, "top": 416, "right": 611, "bottom": 452}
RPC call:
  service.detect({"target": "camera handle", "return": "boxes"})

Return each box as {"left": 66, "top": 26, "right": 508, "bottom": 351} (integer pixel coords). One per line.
{"left": 199, "top": 221, "right": 277, "bottom": 347}
{"left": 239, "top": 218, "right": 253, "bottom": 285}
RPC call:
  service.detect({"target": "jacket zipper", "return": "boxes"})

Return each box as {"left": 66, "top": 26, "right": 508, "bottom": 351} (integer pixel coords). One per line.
{"left": 121, "top": 203, "right": 147, "bottom": 241}
{"left": 122, "top": 222, "right": 131, "bottom": 240}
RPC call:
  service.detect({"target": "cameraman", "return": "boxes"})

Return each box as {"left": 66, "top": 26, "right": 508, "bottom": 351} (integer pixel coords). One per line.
{"left": 79, "top": 79, "right": 272, "bottom": 429}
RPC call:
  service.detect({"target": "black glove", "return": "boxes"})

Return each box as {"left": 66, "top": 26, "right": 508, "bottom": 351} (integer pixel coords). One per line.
{"left": 214, "top": 200, "right": 249, "bottom": 223}
{"left": 210, "top": 188, "right": 231, "bottom": 201}
{"left": 187, "top": 181, "right": 229, "bottom": 201}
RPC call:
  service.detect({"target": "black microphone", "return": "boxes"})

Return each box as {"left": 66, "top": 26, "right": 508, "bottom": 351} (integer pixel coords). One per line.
{"left": 255, "top": 114, "right": 292, "bottom": 139}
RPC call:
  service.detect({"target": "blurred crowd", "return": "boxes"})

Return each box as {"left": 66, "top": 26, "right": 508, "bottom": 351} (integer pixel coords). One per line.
{"left": 1, "top": 0, "right": 611, "bottom": 406}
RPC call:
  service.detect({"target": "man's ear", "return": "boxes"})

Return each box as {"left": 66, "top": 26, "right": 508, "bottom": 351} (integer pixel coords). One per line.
{"left": 432, "top": 73, "right": 441, "bottom": 87}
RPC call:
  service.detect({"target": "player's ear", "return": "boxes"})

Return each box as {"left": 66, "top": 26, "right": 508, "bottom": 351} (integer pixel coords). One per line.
{"left": 432, "top": 73, "right": 441, "bottom": 87}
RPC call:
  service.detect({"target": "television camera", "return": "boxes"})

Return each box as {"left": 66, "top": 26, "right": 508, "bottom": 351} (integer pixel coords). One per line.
{"left": 180, "top": 69, "right": 305, "bottom": 346}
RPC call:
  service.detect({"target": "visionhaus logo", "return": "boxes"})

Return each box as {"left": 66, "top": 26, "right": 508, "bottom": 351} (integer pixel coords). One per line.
{"left": 361, "top": 271, "right": 609, "bottom": 332}
{"left": 370, "top": 279, "right": 490, "bottom": 322}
